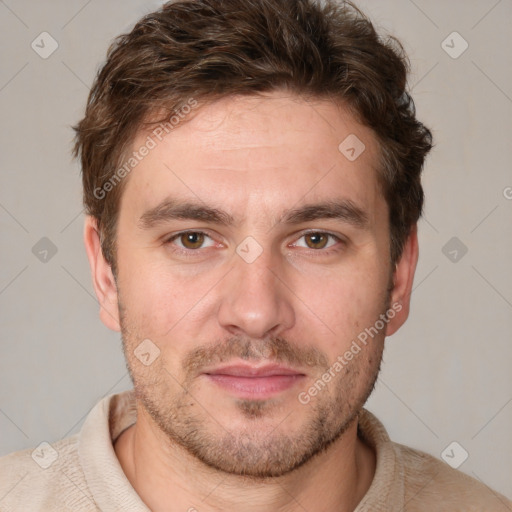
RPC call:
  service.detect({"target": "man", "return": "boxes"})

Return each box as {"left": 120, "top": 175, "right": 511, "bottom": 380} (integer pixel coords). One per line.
{"left": 1, "top": 0, "right": 510, "bottom": 510}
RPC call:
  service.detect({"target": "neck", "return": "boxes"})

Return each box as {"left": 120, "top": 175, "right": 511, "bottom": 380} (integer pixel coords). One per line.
{"left": 114, "top": 404, "right": 376, "bottom": 512}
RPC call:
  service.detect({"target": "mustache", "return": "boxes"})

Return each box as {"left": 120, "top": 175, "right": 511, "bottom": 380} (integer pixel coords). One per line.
{"left": 182, "top": 335, "right": 329, "bottom": 377}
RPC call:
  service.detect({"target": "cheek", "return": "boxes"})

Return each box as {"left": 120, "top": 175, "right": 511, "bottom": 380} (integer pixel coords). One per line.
{"left": 290, "top": 258, "right": 389, "bottom": 352}
{"left": 117, "top": 253, "right": 222, "bottom": 343}
{"left": 117, "top": 257, "right": 179, "bottom": 336}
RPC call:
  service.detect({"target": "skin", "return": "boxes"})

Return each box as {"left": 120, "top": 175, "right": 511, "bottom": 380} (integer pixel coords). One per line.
{"left": 84, "top": 92, "right": 418, "bottom": 512}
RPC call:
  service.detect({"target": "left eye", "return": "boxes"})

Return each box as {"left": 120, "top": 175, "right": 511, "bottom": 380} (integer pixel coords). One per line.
{"left": 293, "top": 232, "right": 340, "bottom": 250}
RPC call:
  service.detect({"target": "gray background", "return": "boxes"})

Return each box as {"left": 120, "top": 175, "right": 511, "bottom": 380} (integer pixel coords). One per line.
{"left": 1, "top": 0, "right": 511, "bottom": 500}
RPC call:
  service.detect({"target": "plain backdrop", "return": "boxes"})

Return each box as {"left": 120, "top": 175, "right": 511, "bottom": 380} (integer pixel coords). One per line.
{"left": 0, "top": 0, "right": 511, "bottom": 499}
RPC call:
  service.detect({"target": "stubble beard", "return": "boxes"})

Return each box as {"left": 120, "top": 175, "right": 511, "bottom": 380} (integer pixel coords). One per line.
{"left": 118, "top": 301, "right": 386, "bottom": 479}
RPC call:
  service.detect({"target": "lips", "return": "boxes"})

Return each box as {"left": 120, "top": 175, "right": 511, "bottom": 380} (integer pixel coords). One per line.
{"left": 203, "top": 363, "right": 306, "bottom": 399}
{"left": 205, "top": 363, "right": 304, "bottom": 378}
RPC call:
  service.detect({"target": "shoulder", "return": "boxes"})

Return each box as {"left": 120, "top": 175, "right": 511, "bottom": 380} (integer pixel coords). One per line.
{"left": 394, "top": 442, "right": 512, "bottom": 511}
{"left": 0, "top": 435, "right": 98, "bottom": 511}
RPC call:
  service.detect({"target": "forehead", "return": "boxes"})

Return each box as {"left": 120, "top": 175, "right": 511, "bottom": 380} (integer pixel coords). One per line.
{"left": 119, "top": 92, "right": 384, "bottom": 222}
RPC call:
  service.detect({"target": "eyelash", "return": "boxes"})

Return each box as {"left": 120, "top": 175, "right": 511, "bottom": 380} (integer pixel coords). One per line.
{"left": 164, "top": 230, "right": 345, "bottom": 257}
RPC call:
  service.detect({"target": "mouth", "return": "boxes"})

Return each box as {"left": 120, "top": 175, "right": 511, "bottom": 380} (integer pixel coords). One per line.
{"left": 203, "top": 363, "right": 306, "bottom": 399}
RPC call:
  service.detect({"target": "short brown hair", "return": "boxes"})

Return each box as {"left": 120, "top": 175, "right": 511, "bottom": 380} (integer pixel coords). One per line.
{"left": 73, "top": 0, "right": 433, "bottom": 276}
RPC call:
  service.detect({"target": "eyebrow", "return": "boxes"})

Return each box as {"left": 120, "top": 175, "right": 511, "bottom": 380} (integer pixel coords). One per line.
{"left": 137, "top": 197, "right": 369, "bottom": 231}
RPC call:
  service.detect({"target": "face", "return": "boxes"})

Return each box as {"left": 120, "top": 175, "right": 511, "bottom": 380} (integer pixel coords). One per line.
{"left": 86, "top": 92, "right": 417, "bottom": 478}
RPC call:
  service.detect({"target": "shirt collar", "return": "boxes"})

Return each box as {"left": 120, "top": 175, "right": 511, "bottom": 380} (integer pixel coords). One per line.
{"left": 355, "top": 407, "right": 405, "bottom": 510}
{"left": 79, "top": 390, "right": 148, "bottom": 511}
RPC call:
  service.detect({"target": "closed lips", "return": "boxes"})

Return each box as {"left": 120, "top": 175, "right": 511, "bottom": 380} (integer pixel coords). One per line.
{"left": 204, "top": 365, "right": 304, "bottom": 377}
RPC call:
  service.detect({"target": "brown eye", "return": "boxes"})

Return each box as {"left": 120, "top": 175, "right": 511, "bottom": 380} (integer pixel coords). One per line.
{"left": 179, "top": 232, "right": 205, "bottom": 249}
{"left": 304, "top": 232, "right": 329, "bottom": 249}
{"left": 165, "top": 231, "right": 218, "bottom": 257}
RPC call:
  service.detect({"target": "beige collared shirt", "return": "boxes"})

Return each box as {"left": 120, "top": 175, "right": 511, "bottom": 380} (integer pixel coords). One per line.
{"left": 0, "top": 390, "right": 510, "bottom": 511}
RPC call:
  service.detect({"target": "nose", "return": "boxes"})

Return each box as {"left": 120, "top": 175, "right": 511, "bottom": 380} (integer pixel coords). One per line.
{"left": 216, "top": 247, "right": 295, "bottom": 340}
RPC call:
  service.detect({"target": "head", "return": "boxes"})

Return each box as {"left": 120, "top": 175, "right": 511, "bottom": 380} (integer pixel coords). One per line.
{"left": 77, "top": 0, "right": 432, "bottom": 478}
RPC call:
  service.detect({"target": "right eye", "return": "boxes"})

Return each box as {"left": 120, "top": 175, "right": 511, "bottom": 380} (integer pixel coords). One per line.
{"left": 165, "top": 231, "right": 216, "bottom": 251}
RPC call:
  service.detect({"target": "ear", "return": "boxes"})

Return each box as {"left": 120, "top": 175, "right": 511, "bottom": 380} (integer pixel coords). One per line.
{"left": 83, "top": 216, "right": 121, "bottom": 332}
{"left": 385, "top": 224, "right": 419, "bottom": 336}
